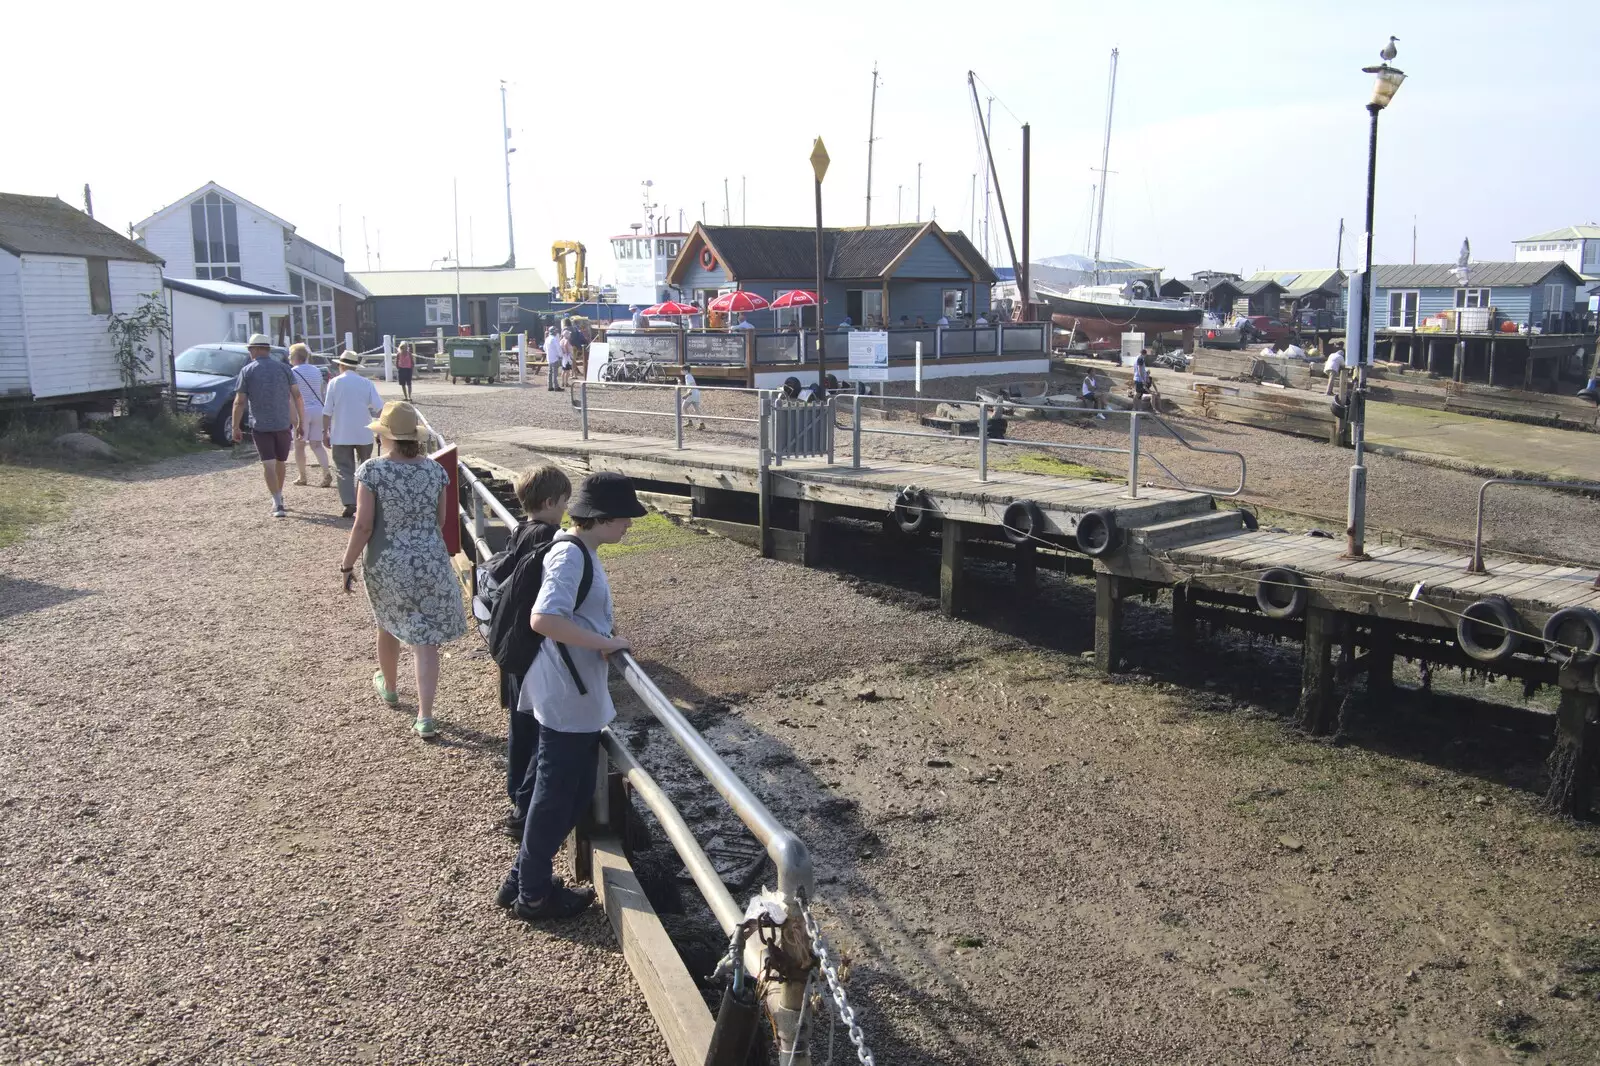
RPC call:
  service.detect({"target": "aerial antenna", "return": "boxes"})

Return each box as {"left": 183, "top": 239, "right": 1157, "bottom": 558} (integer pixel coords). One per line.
{"left": 363, "top": 216, "right": 371, "bottom": 271}
{"left": 1090, "top": 48, "right": 1119, "bottom": 283}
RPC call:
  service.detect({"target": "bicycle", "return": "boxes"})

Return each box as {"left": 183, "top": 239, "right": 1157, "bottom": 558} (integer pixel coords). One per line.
{"left": 599, "top": 349, "right": 664, "bottom": 385}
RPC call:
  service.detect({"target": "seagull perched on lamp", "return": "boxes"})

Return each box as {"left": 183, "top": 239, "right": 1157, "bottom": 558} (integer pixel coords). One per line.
{"left": 1380, "top": 36, "right": 1399, "bottom": 61}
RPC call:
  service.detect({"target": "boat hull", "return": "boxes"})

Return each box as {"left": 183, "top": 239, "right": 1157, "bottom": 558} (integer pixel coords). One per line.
{"left": 1043, "top": 293, "right": 1203, "bottom": 350}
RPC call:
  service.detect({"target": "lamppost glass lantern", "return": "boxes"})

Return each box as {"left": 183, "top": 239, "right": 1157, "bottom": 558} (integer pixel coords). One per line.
{"left": 1367, "top": 65, "right": 1406, "bottom": 110}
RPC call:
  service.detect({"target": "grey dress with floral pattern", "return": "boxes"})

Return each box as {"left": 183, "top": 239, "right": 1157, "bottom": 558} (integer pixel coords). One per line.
{"left": 355, "top": 456, "right": 467, "bottom": 646}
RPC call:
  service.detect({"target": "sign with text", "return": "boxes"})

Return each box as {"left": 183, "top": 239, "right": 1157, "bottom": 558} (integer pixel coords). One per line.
{"left": 848, "top": 330, "right": 889, "bottom": 381}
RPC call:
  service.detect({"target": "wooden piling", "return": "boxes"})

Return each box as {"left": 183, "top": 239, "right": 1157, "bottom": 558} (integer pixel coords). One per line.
{"left": 798, "top": 499, "right": 826, "bottom": 568}
{"left": 1094, "top": 572, "right": 1124, "bottom": 674}
{"left": 1544, "top": 666, "right": 1598, "bottom": 818}
{"left": 940, "top": 520, "right": 967, "bottom": 617}
{"left": 1171, "top": 583, "right": 1196, "bottom": 651}
{"left": 1366, "top": 620, "right": 1395, "bottom": 702}
{"left": 1014, "top": 541, "right": 1037, "bottom": 592}
{"left": 1297, "top": 606, "right": 1339, "bottom": 735}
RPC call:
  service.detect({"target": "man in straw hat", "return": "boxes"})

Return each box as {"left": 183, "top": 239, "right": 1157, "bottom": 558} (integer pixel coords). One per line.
{"left": 231, "top": 334, "right": 304, "bottom": 518}
{"left": 323, "top": 351, "right": 385, "bottom": 518}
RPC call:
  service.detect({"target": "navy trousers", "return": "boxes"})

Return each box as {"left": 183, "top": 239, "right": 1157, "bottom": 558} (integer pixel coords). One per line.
{"left": 506, "top": 707, "right": 540, "bottom": 815}
{"left": 508, "top": 725, "right": 601, "bottom": 903}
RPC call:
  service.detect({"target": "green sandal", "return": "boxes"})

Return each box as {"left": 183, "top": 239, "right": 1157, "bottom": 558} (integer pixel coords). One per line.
{"left": 372, "top": 670, "right": 399, "bottom": 706}
{"left": 413, "top": 717, "right": 437, "bottom": 740}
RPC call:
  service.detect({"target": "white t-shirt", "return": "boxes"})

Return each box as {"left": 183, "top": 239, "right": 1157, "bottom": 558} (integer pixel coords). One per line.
{"left": 289, "top": 363, "right": 326, "bottom": 414}
{"left": 1081, "top": 375, "right": 1096, "bottom": 397}
{"left": 1324, "top": 350, "right": 1346, "bottom": 375}
{"left": 544, "top": 332, "right": 562, "bottom": 364}
{"left": 682, "top": 369, "right": 702, "bottom": 405}
{"left": 323, "top": 371, "right": 383, "bottom": 446}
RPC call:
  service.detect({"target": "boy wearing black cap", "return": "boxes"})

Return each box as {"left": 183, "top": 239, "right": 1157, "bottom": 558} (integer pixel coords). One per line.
{"left": 497, "top": 472, "right": 647, "bottom": 920}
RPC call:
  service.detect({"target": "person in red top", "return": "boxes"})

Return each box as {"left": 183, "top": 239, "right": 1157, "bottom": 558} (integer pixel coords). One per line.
{"left": 395, "top": 341, "right": 415, "bottom": 402}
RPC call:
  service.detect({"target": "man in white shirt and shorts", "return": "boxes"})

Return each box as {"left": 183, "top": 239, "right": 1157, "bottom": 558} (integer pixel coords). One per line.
{"left": 323, "top": 352, "right": 384, "bottom": 518}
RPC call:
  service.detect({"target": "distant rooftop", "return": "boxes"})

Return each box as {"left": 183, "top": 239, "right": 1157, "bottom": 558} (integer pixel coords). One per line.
{"left": 1371, "top": 261, "right": 1585, "bottom": 288}
{"left": 350, "top": 266, "right": 550, "bottom": 297}
{"left": 0, "top": 192, "right": 163, "bottom": 264}
{"left": 163, "top": 276, "right": 299, "bottom": 304}
{"left": 1516, "top": 225, "right": 1600, "bottom": 243}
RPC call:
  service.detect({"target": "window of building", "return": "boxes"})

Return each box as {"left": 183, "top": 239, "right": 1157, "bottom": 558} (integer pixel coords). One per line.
{"left": 289, "top": 270, "right": 337, "bottom": 352}
{"left": 1584, "top": 243, "right": 1599, "bottom": 271}
{"left": 661, "top": 240, "right": 680, "bottom": 259}
{"left": 1454, "top": 288, "right": 1490, "bottom": 308}
{"left": 1545, "top": 283, "right": 1567, "bottom": 312}
{"left": 1387, "top": 290, "right": 1419, "bottom": 328}
{"left": 942, "top": 288, "right": 968, "bottom": 318}
{"left": 639, "top": 239, "right": 653, "bottom": 259}
{"left": 86, "top": 257, "right": 111, "bottom": 315}
{"left": 498, "top": 296, "right": 520, "bottom": 326}
{"left": 425, "top": 297, "right": 454, "bottom": 326}
{"left": 190, "top": 191, "right": 241, "bottom": 280}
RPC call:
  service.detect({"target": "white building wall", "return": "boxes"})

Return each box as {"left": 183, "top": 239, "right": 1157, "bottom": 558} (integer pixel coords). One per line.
{"left": 168, "top": 289, "right": 231, "bottom": 355}
{"left": 23, "top": 255, "right": 169, "bottom": 399}
{"left": 0, "top": 250, "right": 27, "bottom": 397}
{"left": 1513, "top": 239, "right": 1585, "bottom": 274}
{"left": 137, "top": 195, "right": 289, "bottom": 291}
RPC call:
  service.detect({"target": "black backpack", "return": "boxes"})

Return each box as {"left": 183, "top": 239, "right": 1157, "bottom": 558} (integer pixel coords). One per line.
{"left": 487, "top": 533, "right": 595, "bottom": 692}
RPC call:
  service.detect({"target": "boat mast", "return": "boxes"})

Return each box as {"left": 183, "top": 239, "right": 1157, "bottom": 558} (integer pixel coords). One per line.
{"left": 968, "top": 71, "right": 1020, "bottom": 284}
{"left": 1091, "top": 48, "right": 1119, "bottom": 284}
{"left": 981, "top": 97, "right": 993, "bottom": 261}
{"left": 500, "top": 81, "right": 516, "bottom": 268}
{"left": 865, "top": 62, "right": 880, "bottom": 225}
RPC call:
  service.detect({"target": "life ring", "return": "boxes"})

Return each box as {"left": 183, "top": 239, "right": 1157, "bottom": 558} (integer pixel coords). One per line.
{"left": 699, "top": 246, "right": 717, "bottom": 271}
{"left": 1074, "top": 509, "right": 1120, "bottom": 557}
{"left": 1255, "top": 567, "right": 1307, "bottom": 620}
{"left": 1457, "top": 597, "right": 1521, "bottom": 663}
{"left": 1000, "top": 500, "right": 1044, "bottom": 546}
{"left": 891, "top": 487, "right": 931, "bottom": 534}
{"left": 1542, "top": 607, "right": 1600, "bottom": 666}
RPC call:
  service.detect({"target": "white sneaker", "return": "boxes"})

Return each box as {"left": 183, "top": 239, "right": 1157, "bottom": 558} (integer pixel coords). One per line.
{"left": 271, "top": 506, "right": 286, "bottom": 518}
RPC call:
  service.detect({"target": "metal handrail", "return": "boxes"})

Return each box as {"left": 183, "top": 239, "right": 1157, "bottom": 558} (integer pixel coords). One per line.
{"left": 1470, "top": 477, "right": 1600, "bottom": 573}
{"left": 576, "top": 380, "right": 767, "bottom": 448}
{"left": 1133, "top": 409, "right": 1248, "bottom": 498}
{"left": 617, "top": 651, "right": 815, "bottom": 904}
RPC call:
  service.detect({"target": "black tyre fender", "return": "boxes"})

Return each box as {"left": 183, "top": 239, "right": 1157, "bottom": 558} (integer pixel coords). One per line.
{"left": 1255, "top": 567, "right": 1307, "bottom": 620}
{"left": 891, "top": 487, "right": 930, "bottom": 534}
{"left": 1074, "top": 509, "right": 1121, "bottom": 557}
{"left": 1542, "top": 606, "right": 1600, "bottom": 666}
{"left": 1238, "top": 509, "right": 1260, "bottom": 532}
{"left": 1457, "top": 597, "right": 1522, "bottom": 663}
{"left": 1000, "top": 499, "right": 1044, "bottom": 545}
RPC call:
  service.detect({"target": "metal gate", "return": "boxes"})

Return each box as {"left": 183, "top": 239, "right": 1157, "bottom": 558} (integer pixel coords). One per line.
{"left": 770, "top": 398, "right": 834, "bottom": 465}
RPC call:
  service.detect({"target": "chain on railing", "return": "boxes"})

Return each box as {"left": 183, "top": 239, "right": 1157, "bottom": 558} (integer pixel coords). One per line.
{"left": 800, "top": 896, "right": 875, "bottom": 1066}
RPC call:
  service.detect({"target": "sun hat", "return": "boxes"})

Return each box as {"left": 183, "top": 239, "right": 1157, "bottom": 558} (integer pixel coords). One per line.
{"left": 368, "top": 400, "right": 422, "bottom": 441}
{"left": 247, "top": 333, "right": 272, "bottom": 347}
{"left": 337, "top": 351, "right": 362, "bottom": 367}
{"left": 567, "top": 472, "right": 647, "bottom": 520}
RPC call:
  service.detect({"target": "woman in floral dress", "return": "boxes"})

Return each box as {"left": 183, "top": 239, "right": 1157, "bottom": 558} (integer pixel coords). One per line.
{"left": 338, "top": 401, "right": 465, "bottom": 739}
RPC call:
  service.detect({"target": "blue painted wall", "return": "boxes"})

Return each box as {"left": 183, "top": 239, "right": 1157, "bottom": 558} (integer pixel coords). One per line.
{"left": 369, "top": 291, "right": 552, "bottom": 339}
{"left": 889, "top": 233, "right": 967, "bottom": 278}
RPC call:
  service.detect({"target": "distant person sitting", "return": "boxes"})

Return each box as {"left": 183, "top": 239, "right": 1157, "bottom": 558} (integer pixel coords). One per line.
{"left": 732, "top": 313, "right": 754, "bottom": 330}
{"left": 975, "top": 313, "right": 989, "bottom": 327}
{"left": 914, "top": 315, "right": 927, "bottom": 328}
{"left": 838, "top": 315, "right": 854, "bottom": 331}
{"left": 898, "top": 315, "right": 910, "bottom": 329}
{"left": 1080, "top": 368, "right": 1107, "bottom": 420}
{"left": 936, "top": 314, "right": 950, "bottom": 327}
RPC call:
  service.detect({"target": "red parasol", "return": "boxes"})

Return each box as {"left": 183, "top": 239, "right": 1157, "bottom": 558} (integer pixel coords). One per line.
{"left": 707, "top": 290, "right": 771, "bottom": 313}
{"left": 768, "top": 290, "right": 822, "bottom": 309}
{"left": 641, "top": 300, "right": 701, "bottom": 317}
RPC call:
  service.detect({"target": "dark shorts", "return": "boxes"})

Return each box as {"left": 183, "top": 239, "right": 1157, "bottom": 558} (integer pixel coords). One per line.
{"left": 252, "top": 428, "right": 292, "bottom": 462}
{"left": 398, "top": 367, "right": 414, "bottom": 387}
{"left": 1134, "top": 381, "right": 1150, "bottom": 397}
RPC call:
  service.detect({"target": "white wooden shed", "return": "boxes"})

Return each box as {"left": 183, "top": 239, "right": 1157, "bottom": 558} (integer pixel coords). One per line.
{"left": 0, "top": 192, "right": 170, "bottom": 405}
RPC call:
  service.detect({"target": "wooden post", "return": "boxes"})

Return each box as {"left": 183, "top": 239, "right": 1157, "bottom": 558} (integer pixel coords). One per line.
{"left": 744, "top": 329, "right": 755, "bottom": 389}
{"left": 798, "top": 499, "right": 826, "bottom": 568}
{"left": 1297, "top": 606, "right": 1338, "bottom": 734}
{"left": 1524, "top": 347, "right": 1535, "bottom": 391}
{"left": 939, "top": 520, "right": 967, "bottom": 617}
{"left": 1487, "top": 339, "right": 1496, "bottom": 387}
{"left": 1094, "top": 572, "right": 1124, "bottom": 674}
{"left": 1014, "top": 541, "right": 1037, "bottom": 592}
{"left": 1544, "top": 665, "right": 1598, "bottom": 818}
{"left": 1171, "top": 583, "right": 1196, "bottom": 651}
{"left": 1366, "top": 620, "right": 1394, "bottom": 702}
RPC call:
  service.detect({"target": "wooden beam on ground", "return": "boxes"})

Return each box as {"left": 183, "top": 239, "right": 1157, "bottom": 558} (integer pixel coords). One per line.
{"left": 591, "top": 834, "right": 714, "bottom": 1066}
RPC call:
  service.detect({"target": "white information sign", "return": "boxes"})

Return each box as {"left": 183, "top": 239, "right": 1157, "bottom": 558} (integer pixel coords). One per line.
{"left": 1119, "top": 331, "right": 1146, "bottom": 366}
{"left": 848, "top": 330, "right": 890, "bottom": 381}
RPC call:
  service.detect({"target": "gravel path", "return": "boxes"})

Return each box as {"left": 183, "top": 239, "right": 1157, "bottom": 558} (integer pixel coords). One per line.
{"left": 0, "top": 450, "right": 668, "bottom": 1065}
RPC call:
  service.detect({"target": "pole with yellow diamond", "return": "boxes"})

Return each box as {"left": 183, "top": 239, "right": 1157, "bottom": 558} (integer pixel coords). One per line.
{"left": 811, "top": 136, "right": 829, "bottom": 390}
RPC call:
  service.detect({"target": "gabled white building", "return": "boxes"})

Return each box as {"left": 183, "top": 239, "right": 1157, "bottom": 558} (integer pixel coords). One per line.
{"left": 133, "top": 182, "right": 363, "bottom": 353}
{"left": 1513, "top": 225, "right": 1600, "bottom": 296}
{"left": 0, "top": 192, "right": 170, "bottom": 404}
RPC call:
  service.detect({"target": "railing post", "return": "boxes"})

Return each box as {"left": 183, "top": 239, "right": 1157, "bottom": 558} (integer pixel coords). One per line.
{"left": 518, "top": 330, "right": 528, "bottom": 385}
{"left": 997, "top": 324, "right": 1004, "bottom": 356}
{"left": 758, "top": 394, "right": 773, "bottom": 559}
{"left": 851, "top": 393, "right": 862, "bottom": 470}
{"left": 472, "top": 493, "right": 486, "bottom": 542}
{"left": 825, "top": 397, "right": 835, "bottom": 465}
{"left": 580, "top": 381, "right": 590, "bottom": 440}
{"left": 1126, "top": 411, "right": 1141, "bottom": 498}
{"left": 978, "top": 402, "right": 989, "bottom": 482}
{"left": 674, "top": 385, "right": 684, "bottom": 450}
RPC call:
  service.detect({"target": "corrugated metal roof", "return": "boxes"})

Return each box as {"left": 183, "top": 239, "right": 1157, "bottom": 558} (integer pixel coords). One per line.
{"left": 1516, "top": 225, "right": 1600, "bottom": 243}
{"left": 0, "top": 193, "right": 163, "bottom": 263}
{"left": 349, "top": 267, "right": 549, "bottom": 297}
{"left": 833, "top": 225, "right": 922, "bottom": 277}
{"left": 1371, "top": 261, "right": 1584, "bottom": 288}
{"left": 1246, "top": 268, "right": 1345, "bottom": 297}
{"left": 689, "top": 223, "right": 995, "bottom": 285}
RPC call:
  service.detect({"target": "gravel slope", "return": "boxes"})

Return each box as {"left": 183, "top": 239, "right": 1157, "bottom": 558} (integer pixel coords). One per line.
{"left": 0, "top": 450, "right": 668, "bottom": 1065}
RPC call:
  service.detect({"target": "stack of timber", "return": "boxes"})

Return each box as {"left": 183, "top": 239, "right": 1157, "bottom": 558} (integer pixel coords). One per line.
{"left": 1178, "top": 379, "right": 1335, "bottom": 439}
{"left": 1367, "top": 377, "right": 1600, "bottom": 432}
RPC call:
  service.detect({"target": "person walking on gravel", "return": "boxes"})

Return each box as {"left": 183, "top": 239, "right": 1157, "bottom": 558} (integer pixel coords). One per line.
{"left": 496, "top": 472, "right": 645, "bottom": 921}
{"left": 287, "top": 344, "right": 332, "bottom": 489}
{"left": 323, "top": 352, "right": 384, "bottom": 518}
{"left": 231, "top": 333, "right": 304, "bottom": 519}
{"left": 338, "top": 401, "right": 466, "bottom": 740}
{"left": 395, "top": 342, "right": 415, "bottom": 402}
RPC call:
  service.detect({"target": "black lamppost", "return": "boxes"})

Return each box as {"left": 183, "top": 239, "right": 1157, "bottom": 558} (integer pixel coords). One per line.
{"left": 1346, "top": 47, "right": 1406, "bottom": 560}
{"left": 811, "top": 137, "right": 830, "bottom": 390}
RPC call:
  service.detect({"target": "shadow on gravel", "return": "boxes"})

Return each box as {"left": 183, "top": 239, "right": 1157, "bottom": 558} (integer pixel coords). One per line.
{"left": 613, "top": 657, "right": 1032, "bottom": 1065}
{"left": 0, "top": 576, "right": 92, "bottom": 620}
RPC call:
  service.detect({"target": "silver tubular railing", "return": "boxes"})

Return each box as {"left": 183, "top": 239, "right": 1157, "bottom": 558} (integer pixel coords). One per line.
{"left": 1470, "top": 477, "right": 1600, "bottom": 573}
{"left": 1128, "top": 410, "right": 1247, "bottom": 498}
{"left": 616, "top": 651, "right": 815, "bottom": 905}
{"left": 575, "top": 379, "right": 766, "bottom": 448}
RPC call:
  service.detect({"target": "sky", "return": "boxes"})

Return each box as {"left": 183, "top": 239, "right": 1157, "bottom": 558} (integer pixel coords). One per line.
{"left": 4, "top": 1, "right": 1594, "bottom": 285}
